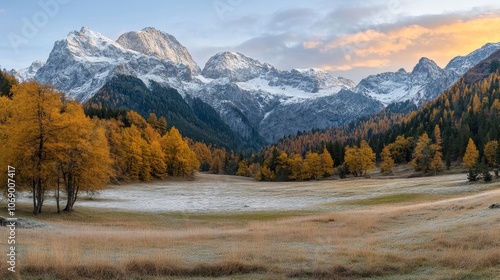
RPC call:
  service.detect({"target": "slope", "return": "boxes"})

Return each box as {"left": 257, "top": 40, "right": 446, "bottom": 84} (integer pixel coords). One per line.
{"left": 265, "top": 50, "right": 500, "bottom": 166}
{"left": 84, "top": 75, "right": 260, "bottom": 150}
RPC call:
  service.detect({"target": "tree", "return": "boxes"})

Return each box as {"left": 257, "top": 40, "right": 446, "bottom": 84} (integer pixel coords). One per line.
{"left": 463, "top": 138, "right": 479, "bottom": 169}
{"left": 54, "top": 103, "right": 111, "bottom": 212}
{"left": 209, "top": 148, "right": 226, "bottom": 174}
{"left": 411, "top": 133, "right": 433, "bottom": 173}
{"left": 0, "top": 81, "right": 112, "bottom": 213}
{"left": 192, "top": 142, "right": 212, "bottom": 172}
{"left": 428, "top": 125, "right": 444, "bottom": 175}
{"left": 380, "top": 146, "right": 394, "bottom": 174}
{"left": 320, "top": 148, "right": 334, "bottom": 178}
{"left": 0, "top": 70, "right": 18, "bottom": 98}
{"left": 302, "top": 152, "right": 323, "bottom": 180}
{"left": 344, "top": 140, "right": 376, "bottom": 177}
{"left": 120, "top": 125, "right": 145, "bottom": 181}
{"left": 288, "top": 153, "right": 303, "bottom": 181}
{"left": 161, "top": 127, "right": 200, "bottom": 177}
{"left": 236, "top": 159, "right": 249, "bottom": 177}
{"left": 3, "top": 82, "right": 65, "bottom": 214}
{"left": 275, "top": 152, "right": 291, "bottom": 181}
{"left": 484, "top": 140, "right": 499, "bottom": 167}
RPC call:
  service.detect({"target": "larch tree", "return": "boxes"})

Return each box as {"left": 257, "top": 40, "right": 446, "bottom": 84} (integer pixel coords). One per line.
{"left": 161, "top": 127, "right": 200, "bottom": 177}
{"left": 411, "top": 133, "right": 433, "bottom": 173}
{"left": 302, "top": 152, "right": 322, "bottom": 180}
{"left": 463, "top": 138, "right": 479, "bottom": 169}
{"left": 320, "top": 148, "right": 334, "bottom": 178}
{"left": 50, "top": 98, "right": 113, "bottom": 212}
{"left": 380, "top": 145, "right": 395, "bottom": 174}
{"left": 120, "top": 125, "right": 145, "bottom": 181}
{"left": 287, "top": 153, "right": 303, "bottom": 181}
{"left": 344, "top": 140, "right": 376, "bottom": 177}
{"left": 5, "top": 82, "right": 65, "bottom": 214}
{"left": 429, "top": 125, "right": 444, "bottom": 174}
{"left": 192, "top": 142, "right": 212, "bottom": 172}
{"left": 484, "top": 140, "right": 499, "bottom": 167}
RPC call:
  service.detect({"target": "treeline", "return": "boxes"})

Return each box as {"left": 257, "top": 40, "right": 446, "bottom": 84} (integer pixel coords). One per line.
{"left": 251, "top": 69, "right": 500, "bottom": 180}
{"left": 0, "top": 79, "right": 202, "bottom": 214}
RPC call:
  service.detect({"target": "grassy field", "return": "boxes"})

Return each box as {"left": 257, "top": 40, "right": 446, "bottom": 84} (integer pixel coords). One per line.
{"left": 1, "top": 172, "right": 500, "bottom": 279}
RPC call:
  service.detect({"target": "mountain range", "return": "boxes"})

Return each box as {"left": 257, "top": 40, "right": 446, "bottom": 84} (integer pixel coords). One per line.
{"left": 10, "top": 26, "right": 500, "bottom": 147}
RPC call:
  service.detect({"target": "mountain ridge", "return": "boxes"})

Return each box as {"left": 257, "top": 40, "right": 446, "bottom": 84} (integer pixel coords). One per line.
{"left": 9, "top": 26, "right": 500, "bottom": 146}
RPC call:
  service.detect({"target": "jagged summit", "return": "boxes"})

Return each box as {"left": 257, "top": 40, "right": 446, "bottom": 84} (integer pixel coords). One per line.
{"left": 117, "top": 27, "right": 200, "bottom": 75}
{"left": 202, "top": 51, "right": 273, "bottom": 82}
{"left": 9, "top": 60, "right": 44, "bottom": 82}
{"left": 446, "top": 42, "right": 500, "bottom": 76}
{"left": 353, "top": 45, "right": 500, "bottom": 106}
{"left": 34, "top": 26, "right": 198, "bottom": 102}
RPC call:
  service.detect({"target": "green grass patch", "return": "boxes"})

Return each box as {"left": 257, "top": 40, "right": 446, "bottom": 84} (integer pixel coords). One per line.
{"left": 167, "top": 210, "right": 315, "bottom": 222}
{"left": 335, "top": 193, "right": 443, "bottom": 206}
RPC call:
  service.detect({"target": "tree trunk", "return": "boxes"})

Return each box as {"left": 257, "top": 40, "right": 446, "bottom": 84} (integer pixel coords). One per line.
{"left": 63, "top": 171, "right": 73, "bottom": 212}
{"left": 32, "top": 179, "right": 37, "bottom": 215}
{"left": 56, "top": 170, "right": 60, "bottom": 214}
{"left": 34, "top": 177, "right": 43, "bottom": 215}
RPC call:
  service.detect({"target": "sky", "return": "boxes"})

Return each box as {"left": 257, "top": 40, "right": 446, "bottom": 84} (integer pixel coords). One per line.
{"left": 2, "top": 0, "right": 500, "bottom": 82}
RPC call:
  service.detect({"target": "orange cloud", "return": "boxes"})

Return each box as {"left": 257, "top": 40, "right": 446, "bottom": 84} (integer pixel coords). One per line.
{"left": 322, "top": 59, "right": 390, "bottom": 71}
{"left": 314, "top": 15, "right": 500, "bottom": 71}
{"left": 302, "top": 40, "right": 323, "bottom": 49}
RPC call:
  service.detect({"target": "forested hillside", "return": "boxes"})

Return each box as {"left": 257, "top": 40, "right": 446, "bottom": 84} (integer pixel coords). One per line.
{"left": 84, "top": 75, "right": 264, "bottom": 150}
{"left": 234, "top": 52, "right": 500, "bottom": 181}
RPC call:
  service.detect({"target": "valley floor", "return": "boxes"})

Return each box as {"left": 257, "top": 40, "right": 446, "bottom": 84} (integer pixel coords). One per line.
{"left": 2, "top": 172, "right": 500, "bottom": 279}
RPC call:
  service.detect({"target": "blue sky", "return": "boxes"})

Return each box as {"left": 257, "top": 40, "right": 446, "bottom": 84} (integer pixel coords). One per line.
{"left": 2, "top": 0, "right": 500, "bottom": 81}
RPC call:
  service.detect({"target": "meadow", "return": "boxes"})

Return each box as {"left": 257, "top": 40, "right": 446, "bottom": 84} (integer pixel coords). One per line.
{"left": 2, "top": 171, "right": 500, "bottom": 279}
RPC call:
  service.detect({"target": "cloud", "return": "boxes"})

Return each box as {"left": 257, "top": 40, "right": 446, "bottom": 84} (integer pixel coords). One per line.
{"left": 0, "top": 8, "right": 6, "bottom": 15}
{"left": 193, "top": 2, "right": 500, "bottom": 82}
{"left": 322, "top": 59, "right": 391, "bottom": 71}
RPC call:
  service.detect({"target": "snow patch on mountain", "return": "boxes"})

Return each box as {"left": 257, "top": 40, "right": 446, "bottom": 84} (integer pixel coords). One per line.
{"left": 34, "top": 27, "right": 199, "bottom": 102}
{"left": 355, "top": 43, "right": 500, "bottom": 106}
{"left": 117, "top": 27, "right": 200, "bottom": 75}
{"left": 9, "top": 60, "right": 45, "bottom": 82}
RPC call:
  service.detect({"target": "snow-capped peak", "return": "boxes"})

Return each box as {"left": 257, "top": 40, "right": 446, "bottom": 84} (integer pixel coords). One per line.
{"left": 201, "top": 51, "right": 272, "bottom": 82}
{"left": 9, "top": 60, "right": 45, "bottom": 82}
{"left": 445, "top": 42, "right": 500, "bottom": 76}
{"left": 34, "top": 26, "right": 198, "bottom": 102}
{"left": 65, "top": 26, "right": 131, "bottom": 60}
{"left": 116, "top": 27, "right": 200, "bottom": 75}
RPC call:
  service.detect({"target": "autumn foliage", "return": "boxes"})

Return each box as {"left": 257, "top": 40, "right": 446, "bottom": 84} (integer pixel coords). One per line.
{"left": 0, "top": 80, "right": 200, "bottom": 214}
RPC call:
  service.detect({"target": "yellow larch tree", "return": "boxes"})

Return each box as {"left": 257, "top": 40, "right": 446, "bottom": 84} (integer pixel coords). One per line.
{"left": 484, "top": 140, "right": 499, "bottom": 167}
{"left": 287, "top": 153, "right": 303, "bottom": 181}
{"left": 380, "top": 145, "right": 394, "bottom": 174}
{"left": 463, "top": 138, "right": 479, "bottom": 169}
{"left": 161, "top": 127, "right": 200, "bottom": 177}
{"left": 302, "top": 152, "right": 322, "bottom": 180}
{"left": 320, "top": 148, "right": 334, "bottom": 177}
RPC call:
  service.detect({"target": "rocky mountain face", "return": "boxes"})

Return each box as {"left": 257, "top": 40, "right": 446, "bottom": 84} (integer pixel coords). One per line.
{"left": 9, "top": 60, "right": 44, "bottom": 82}
{"left": 195, "top": 51, "right": 377, "bottom": 143}
{"left": 353, "top": 43, "right": 500, "bottom": 106}
{"left": 10, "top": 27, "right": 500, "bottom": 146}
{"left": 34, "top": 27, "right": 198, "bottom": 102}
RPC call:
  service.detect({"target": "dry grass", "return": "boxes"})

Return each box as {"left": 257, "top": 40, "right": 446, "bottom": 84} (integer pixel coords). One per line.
{"left": 3, "top": 175, "right": 500, "bottom": 279}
